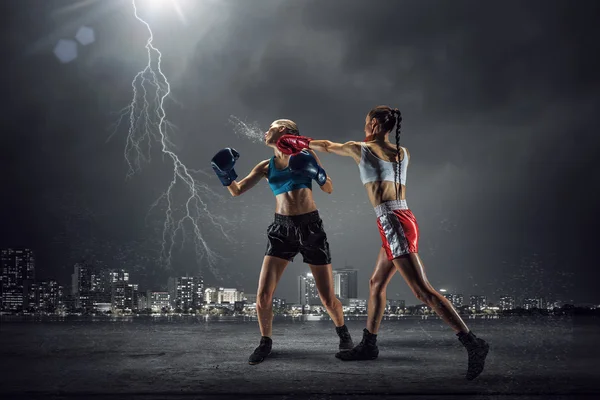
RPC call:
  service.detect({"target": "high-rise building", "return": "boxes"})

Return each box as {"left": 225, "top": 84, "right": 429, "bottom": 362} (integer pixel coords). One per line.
{"left": 499, "top": 296, "right": 515, "bottom": 310}
{"left": 333, "top": 268, "right": 358, "bottom": 299}
{"left": 109, "top": 269, "right": 129, "bottom": 284}
{"left": 298, "top": 272, "right": 319, "bottom": 306}
{"left": 1, "top": 248, "right": 36, "bottom": 311}
{"left": 112, "top": 281, "right": 138, "bottom": 311}
{"left": 35, "top": 280, "right": 63, "bottom": 312}
{"left": 72, "top": 261, "right": 94, "bottom": 311}
{"left": 91, "top": 269, "right": 113, "bottom": 304}
{"left": 523, "top": 298, "right": 544, "bottom": 310}
{"left": 106, "top": 268, "right": 137, "bottom": 311}
{"left": 168, "top": 276, "right": 204, "bottom": 310}
{"left": 469, "top": 295, "right": 487, "bottom": 311}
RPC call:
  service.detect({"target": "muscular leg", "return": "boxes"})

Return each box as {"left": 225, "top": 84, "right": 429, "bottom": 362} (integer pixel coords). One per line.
{"left": 310, "top": 263, "right": 354, "bottom": 350}
{"left": 366, "top": 247, "right": 397, "bottom": 334}
{"left": 310, "top": 264, "right": 344, "bottom": 327}
{"left": 335, "top": 248, "right": 394, "bottom": 361}
{"left": 256, "top": 256, "right": 289, "bottom": 337}
{"left": 393, "top": 253, "right": 468, "bottom": 333}
{"left": 394, "top": 253, "right": 489, "bottom": 380}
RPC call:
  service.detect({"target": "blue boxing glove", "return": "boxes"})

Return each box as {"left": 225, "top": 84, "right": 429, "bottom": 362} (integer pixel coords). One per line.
{"left": 211, "top": 148, "right": 240, "bottom": 186}
{"left": 289, "top": 150, "right": 327, "bottom": 186}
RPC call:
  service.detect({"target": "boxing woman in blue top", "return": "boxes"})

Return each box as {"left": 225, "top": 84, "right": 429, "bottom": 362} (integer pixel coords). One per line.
{"left": 211, "top": 119, "right": 353, "bottom": 365}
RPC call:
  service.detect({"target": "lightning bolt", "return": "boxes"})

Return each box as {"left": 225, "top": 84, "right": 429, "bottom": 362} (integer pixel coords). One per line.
{"left": 112, "top": 0, "right": 232, "bottom": 277}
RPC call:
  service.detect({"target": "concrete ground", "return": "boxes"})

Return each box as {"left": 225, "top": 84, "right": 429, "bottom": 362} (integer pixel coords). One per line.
{"left": 0, "top": 316, "right": 598, "bottom": 399}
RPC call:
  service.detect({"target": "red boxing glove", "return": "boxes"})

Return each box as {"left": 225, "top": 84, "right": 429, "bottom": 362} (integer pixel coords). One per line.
{"left": 277, "top": 134, "right": 312, "bottom": 155}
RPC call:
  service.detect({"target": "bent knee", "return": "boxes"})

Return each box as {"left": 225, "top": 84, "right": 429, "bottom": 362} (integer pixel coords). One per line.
{"left": 320, "top": 294, "right": 340, "bottom": 309}
{"left": 369, "top": 277, "right": 388, "bottom": 295}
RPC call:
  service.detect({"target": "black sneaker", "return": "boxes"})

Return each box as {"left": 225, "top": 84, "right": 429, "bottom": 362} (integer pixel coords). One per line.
{"left": 336, "top": 324, "right": 354, "bottom": 351}
{"left": 457, "top": 331, "right": 489, "bottom": 380}
{"left": 335, "top": 328, "right": 379, "bottom": 361}
{"left": 248, "top": 336, "right": 272, "bottom": 365}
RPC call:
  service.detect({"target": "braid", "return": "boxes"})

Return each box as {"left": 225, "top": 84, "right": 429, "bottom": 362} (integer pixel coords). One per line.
{"left": 367, "top": 106, "right": 403, "bottom": 200}
{"left": 393, "top": 109, "right": 402, "bottom": 201}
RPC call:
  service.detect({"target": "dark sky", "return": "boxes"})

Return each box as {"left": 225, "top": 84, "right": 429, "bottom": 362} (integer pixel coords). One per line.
{"left": 3, "top": 0, "right": 599, "bottom": 305}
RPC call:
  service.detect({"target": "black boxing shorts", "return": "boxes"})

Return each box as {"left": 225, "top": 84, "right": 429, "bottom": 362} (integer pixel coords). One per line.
{"left": 265, "top": 210, "right": 332, "bottom": 265}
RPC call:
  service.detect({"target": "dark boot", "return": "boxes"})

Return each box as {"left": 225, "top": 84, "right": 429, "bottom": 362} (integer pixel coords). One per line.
{"left": 335, "top": 328, "right": 379, "bottom": 361}
{"left": 248, "top": 336, "right": 272, "bottom": 365}
{"left": 458, "top": 331, "right": 489, "bottom": 380}
{"left": 336, "top": 324, "right": 354, "bottom": 351}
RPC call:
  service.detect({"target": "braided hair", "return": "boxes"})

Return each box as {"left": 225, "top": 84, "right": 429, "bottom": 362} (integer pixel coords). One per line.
{"left": 367, "top": 106, "right": 402, "bottom": 200}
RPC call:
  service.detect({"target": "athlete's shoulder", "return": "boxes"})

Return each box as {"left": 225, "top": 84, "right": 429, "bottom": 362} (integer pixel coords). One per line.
{"left": 255, "top": 159, "right": 270, "bottom": 174}
{"left": 344, "top": 141, "right": 363, "bottom": 157}
{"left": 344, "top": 140, "right": 362, "bottom": 146}
{"left": 401, "top": 146, "right": 410, "bottom": 159}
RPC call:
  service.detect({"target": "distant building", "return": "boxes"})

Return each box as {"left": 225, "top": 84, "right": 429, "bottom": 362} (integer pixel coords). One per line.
{"left": 499, "top": 296, "right": 515, "bottom": 310}
{"left": 91, "top": 269, "right": 113, "bottom": 305}
{"left": 137, "top": 292, "right": 148, "bottom": 310}
{"left": 218, "top": 288, "right": 243, "bottom": 304}
{"left": 469, "top": 295, "right": 487, "bottom": 311}
{"left": 71, "top": 261, "right": 94, "bottom": 311}
{"left": 349, "top": 298, "right": 367, "bottom": 312}
{"left": 244, "top": 293, "right": 257, "bottom": 304}
{"left": 523, "top": 298, "right": 545, "bottom": 310}
{"left": 148, "top": 291, "right": 170, "bottom": 312}
{"left": 1, "top": 248, "right": 36, "bottom": 311}
{"left": 35, "top": 280, "right": 63, "bottom": 312}
{"left": 204, "top": 287, "right": 218, "bottom": 304}
{"left": 333, "top": 268, "right": 358, "bottom": 300}
{"left": 273, "top": 297, "right": 286, "bottom": 309}
{"left": 112, "top": 281, "right": 138, "bottom": 311}
{"left": 109, "top": 269, "right": 129, "bottom": 283}
{"left": 168, "top": 276, "right": 204, "bottom": 310}
{"left": 387, "top": 299, "right": 405, "bottom": 312}
{"left": 298, "top": 272, "right": 320, "bottom": 306}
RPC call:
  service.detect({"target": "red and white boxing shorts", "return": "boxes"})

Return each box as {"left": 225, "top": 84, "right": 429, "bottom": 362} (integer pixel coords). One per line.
{"left": 375, "top": 200, "right": 419, "bottom": 260}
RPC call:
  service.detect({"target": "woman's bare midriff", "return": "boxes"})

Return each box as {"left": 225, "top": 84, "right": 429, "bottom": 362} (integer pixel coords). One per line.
{"left": 274, "top": 188, "right": 318, "bottom": 215}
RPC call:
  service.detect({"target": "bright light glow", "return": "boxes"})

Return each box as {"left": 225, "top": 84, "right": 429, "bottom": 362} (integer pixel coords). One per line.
{"left": 440, "top": 289, "right": 447, "bottom": 292}
{"left": 144, "top": 0, "right": 181, "bottom": 13}
{"left": 113, "top": 0, "right": 232, "bottom": 277}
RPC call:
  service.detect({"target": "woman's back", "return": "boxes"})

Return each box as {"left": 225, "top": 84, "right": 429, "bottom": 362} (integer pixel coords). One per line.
{"left": 356, "top": 141, "right": 409, "bottom": 207}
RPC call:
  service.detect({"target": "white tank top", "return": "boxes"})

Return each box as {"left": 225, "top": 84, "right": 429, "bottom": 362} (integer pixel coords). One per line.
{"left": 358, "top": 143, "right": 409, "bottom": 185}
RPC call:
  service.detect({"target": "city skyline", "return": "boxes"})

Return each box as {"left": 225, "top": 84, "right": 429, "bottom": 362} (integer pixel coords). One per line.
{"left": 1, "top": 247, "right": 590, "bottom": 314}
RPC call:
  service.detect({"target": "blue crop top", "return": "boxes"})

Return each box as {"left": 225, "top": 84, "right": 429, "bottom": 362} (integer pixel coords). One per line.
{"left": 267, "top": 151, "right": 313, "bottom": 196}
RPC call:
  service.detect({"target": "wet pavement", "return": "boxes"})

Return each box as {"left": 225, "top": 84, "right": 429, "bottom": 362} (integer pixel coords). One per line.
{"left": 1, "top": 316, "right": 598, "bottom": 399}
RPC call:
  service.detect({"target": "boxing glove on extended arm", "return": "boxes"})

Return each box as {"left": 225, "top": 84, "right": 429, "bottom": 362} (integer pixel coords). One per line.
{"left": 277, "top": 135, "right": 312, "bottom": 155}
{"left": 211, "top": 148, "right": 240, "bottom": 186}
{"left": 289, "top": 150, "right": 327, "bottom": 186}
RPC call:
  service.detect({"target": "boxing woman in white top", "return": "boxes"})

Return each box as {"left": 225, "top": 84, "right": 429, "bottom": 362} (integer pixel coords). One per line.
{"left": 276, "top": 106, "right": 489, "bottom": 380}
